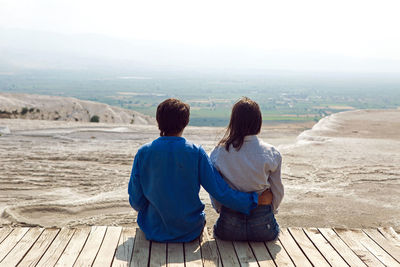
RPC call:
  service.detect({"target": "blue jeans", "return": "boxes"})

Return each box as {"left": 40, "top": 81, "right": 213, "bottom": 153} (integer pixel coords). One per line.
{"left": 214, "top": 205, "right": 279, "bottom": 241}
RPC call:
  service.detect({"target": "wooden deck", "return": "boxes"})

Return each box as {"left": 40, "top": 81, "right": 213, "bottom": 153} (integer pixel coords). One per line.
{"left": 0, "top": 227, "right": 399, "bottom": 266}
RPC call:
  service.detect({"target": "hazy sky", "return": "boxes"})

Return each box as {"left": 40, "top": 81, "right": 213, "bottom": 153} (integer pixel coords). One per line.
{"left": 1, "top": 0, "right": 400, "bottom": 64}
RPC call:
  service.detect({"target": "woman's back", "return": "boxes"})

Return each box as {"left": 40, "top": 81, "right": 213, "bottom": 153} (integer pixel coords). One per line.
{"left": 210, "top": 97, "right": 283, "bottom": 241}
{"left": 210, "top": 135, "right": 280, "bottom": 193}
{"left": 210, "top": 135, "right": 283, "bottom": 212}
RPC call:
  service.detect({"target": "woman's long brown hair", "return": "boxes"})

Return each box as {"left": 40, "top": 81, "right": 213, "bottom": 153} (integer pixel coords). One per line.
{"left": 218, "top": 97, "right": 262, "bottom": 151}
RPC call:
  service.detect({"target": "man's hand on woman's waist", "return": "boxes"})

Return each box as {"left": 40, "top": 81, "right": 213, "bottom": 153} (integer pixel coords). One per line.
{"left": 258, "top": 189, "right": 273, "bottom": 206}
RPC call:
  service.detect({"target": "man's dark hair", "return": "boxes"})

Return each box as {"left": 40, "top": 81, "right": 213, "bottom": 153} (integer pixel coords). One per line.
{"left": 156, "top": 98, "right": 190, "bottom": 136}
{"left": 218, "top": 97, "right": 262, "bottom": 151}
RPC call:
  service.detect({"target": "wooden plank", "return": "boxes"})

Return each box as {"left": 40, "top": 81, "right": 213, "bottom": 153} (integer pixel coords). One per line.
{"left": 232, "top": 241, "right": 258, "bottom": 267}
{"left": 318, "top": 228, "right": 366, "bottom": 267}
{"left": 55, "top": 227, "right": 91, "bottom": 267}
{"left": 0, "top": 227, "right": 44, "bottom": 266}
{"left": 18, "top": 228, "right": 60, "bottom": 267}
{"left": 336, "top": 228, "right": 400, "bottom": 266}
{"left": 303, "top": 228, "right": 349, "bottom": 267}
{"left": 112, "top": 227, "right": 136, "bottom": 267}
{"left": 36, "top": 228, "right": 76, "bottom": 267}
{"left": 73, "top": 225, "right": 107, "bottom": 266}
{"left": 200, "top": 228, "right": 221, "bottom": 267}
{"left": 0, "top": 227, "right": 29, "bottom": 262}
{"left": 378, "top": 227, "right": 400, "bottom": 246}
{"left": 288, "top": 227, "right": 330, "bottom": 267}
{"left": 0, "top": 228, "right": 13, "bottom": 244}
{"left": 149, "top": 241, "right": 166, "bottom": 267}
{"left": 167, "top": 243, "right": 184, "bottom": 267}
{"left": 354, "top": 229, "right": 400, "bottom": 266}
{"left": 215, "top": 238, "right": 240, "bottom": 267}
{"left": 93, "top": 226, "right": 122, "bottom": 267}
{"left": 184, "top": 238, "right": 202, "bottom": 267}
{"left": 130, "top": 228, "right": 150, "bottom": 267}
{"left": 278, "top": 228, "right": 312, "bottom": 267}
{"left": 364, "top": 228, "right": 400, "bottom": 263}
{"left": 265, "top": 238, "right": 294, "bottom": 267}
{"left": 249, "top": 241, "right": 275, "bottom": 267}
{"left": 334, "top": 228, "right": 385, "bottom": 266}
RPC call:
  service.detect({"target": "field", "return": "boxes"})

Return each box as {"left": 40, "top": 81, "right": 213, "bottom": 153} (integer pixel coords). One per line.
{"left": 1, "top": 70, "right": 400, "bottom": 126}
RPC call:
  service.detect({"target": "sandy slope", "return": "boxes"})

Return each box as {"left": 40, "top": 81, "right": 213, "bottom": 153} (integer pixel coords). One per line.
{"left": 0, "top": 93, "right": 155, "bottom": 124}
{"left": 0, "top": 109, "right": 399, "bottom": 230}
{"left": 278, "top": 110, "right": 400, "bottom": 229}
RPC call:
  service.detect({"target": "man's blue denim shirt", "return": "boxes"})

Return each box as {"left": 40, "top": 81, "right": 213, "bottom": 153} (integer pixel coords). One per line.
{"left": 128, "top": 136, "right": 258, "bottom": 242}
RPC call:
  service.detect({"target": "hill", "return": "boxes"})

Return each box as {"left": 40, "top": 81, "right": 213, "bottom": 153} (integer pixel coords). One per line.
{"left": 0, "top": 93, "right": 155, "bottom": 124}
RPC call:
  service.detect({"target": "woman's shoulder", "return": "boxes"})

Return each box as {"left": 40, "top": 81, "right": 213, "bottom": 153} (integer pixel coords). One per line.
{"left": 257, "top": 139, "right": 281, "bottom": 160}
{"left": 254, "top": 140, "right": 281, "bottom": 171}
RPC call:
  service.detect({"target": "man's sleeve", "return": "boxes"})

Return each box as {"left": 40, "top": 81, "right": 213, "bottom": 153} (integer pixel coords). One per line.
{"left": 128, "top": 152, "right": 149, "bottom": 212}
{"left": 198, "top": 148, "right": 258, "bottom": 215}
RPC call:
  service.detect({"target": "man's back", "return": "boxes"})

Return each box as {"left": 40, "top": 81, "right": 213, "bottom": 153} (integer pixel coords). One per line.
{"left": 129, "top": 136, "right": 206, "bottom": 242}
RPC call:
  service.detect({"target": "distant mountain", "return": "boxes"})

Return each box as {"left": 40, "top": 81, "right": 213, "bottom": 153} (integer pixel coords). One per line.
{"left": 1, "top": 28, "right": 400, "bottom": 73}
{"left": 0, "top": 93, "right": 155, "bottom": 124}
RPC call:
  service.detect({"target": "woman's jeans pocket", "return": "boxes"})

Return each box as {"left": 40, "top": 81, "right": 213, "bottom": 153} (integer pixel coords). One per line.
{"left": 214, "top": 205, "right": 279, "bottom": 242}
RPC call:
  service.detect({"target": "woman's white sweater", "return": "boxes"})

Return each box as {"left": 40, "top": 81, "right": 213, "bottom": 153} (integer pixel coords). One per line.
{"left": 210, "top": 135, "right": 284, "bottom": 213}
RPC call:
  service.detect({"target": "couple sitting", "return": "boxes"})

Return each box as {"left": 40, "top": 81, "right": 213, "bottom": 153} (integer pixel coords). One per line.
{"left": 128, "top": 97, "right": 284, "bottom": 242}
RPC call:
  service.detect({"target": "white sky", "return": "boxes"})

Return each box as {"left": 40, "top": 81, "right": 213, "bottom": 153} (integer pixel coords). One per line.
{"left": 1, "top": 0, "right": 400, "bottom": 60}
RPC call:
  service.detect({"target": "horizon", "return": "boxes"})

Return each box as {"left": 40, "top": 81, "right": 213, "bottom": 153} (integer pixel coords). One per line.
{"left": 1, "top": 26, "right": 400, "bottom": 74}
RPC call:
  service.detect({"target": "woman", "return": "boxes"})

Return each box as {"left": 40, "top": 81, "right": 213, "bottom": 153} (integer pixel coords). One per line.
{"left": 210, "top": 97, "right": 284, "bottom": 241}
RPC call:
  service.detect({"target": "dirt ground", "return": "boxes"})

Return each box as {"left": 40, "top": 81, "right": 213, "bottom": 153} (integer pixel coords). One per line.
{"left": 1, "top": 110, "right": 399, "bottom": 231}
